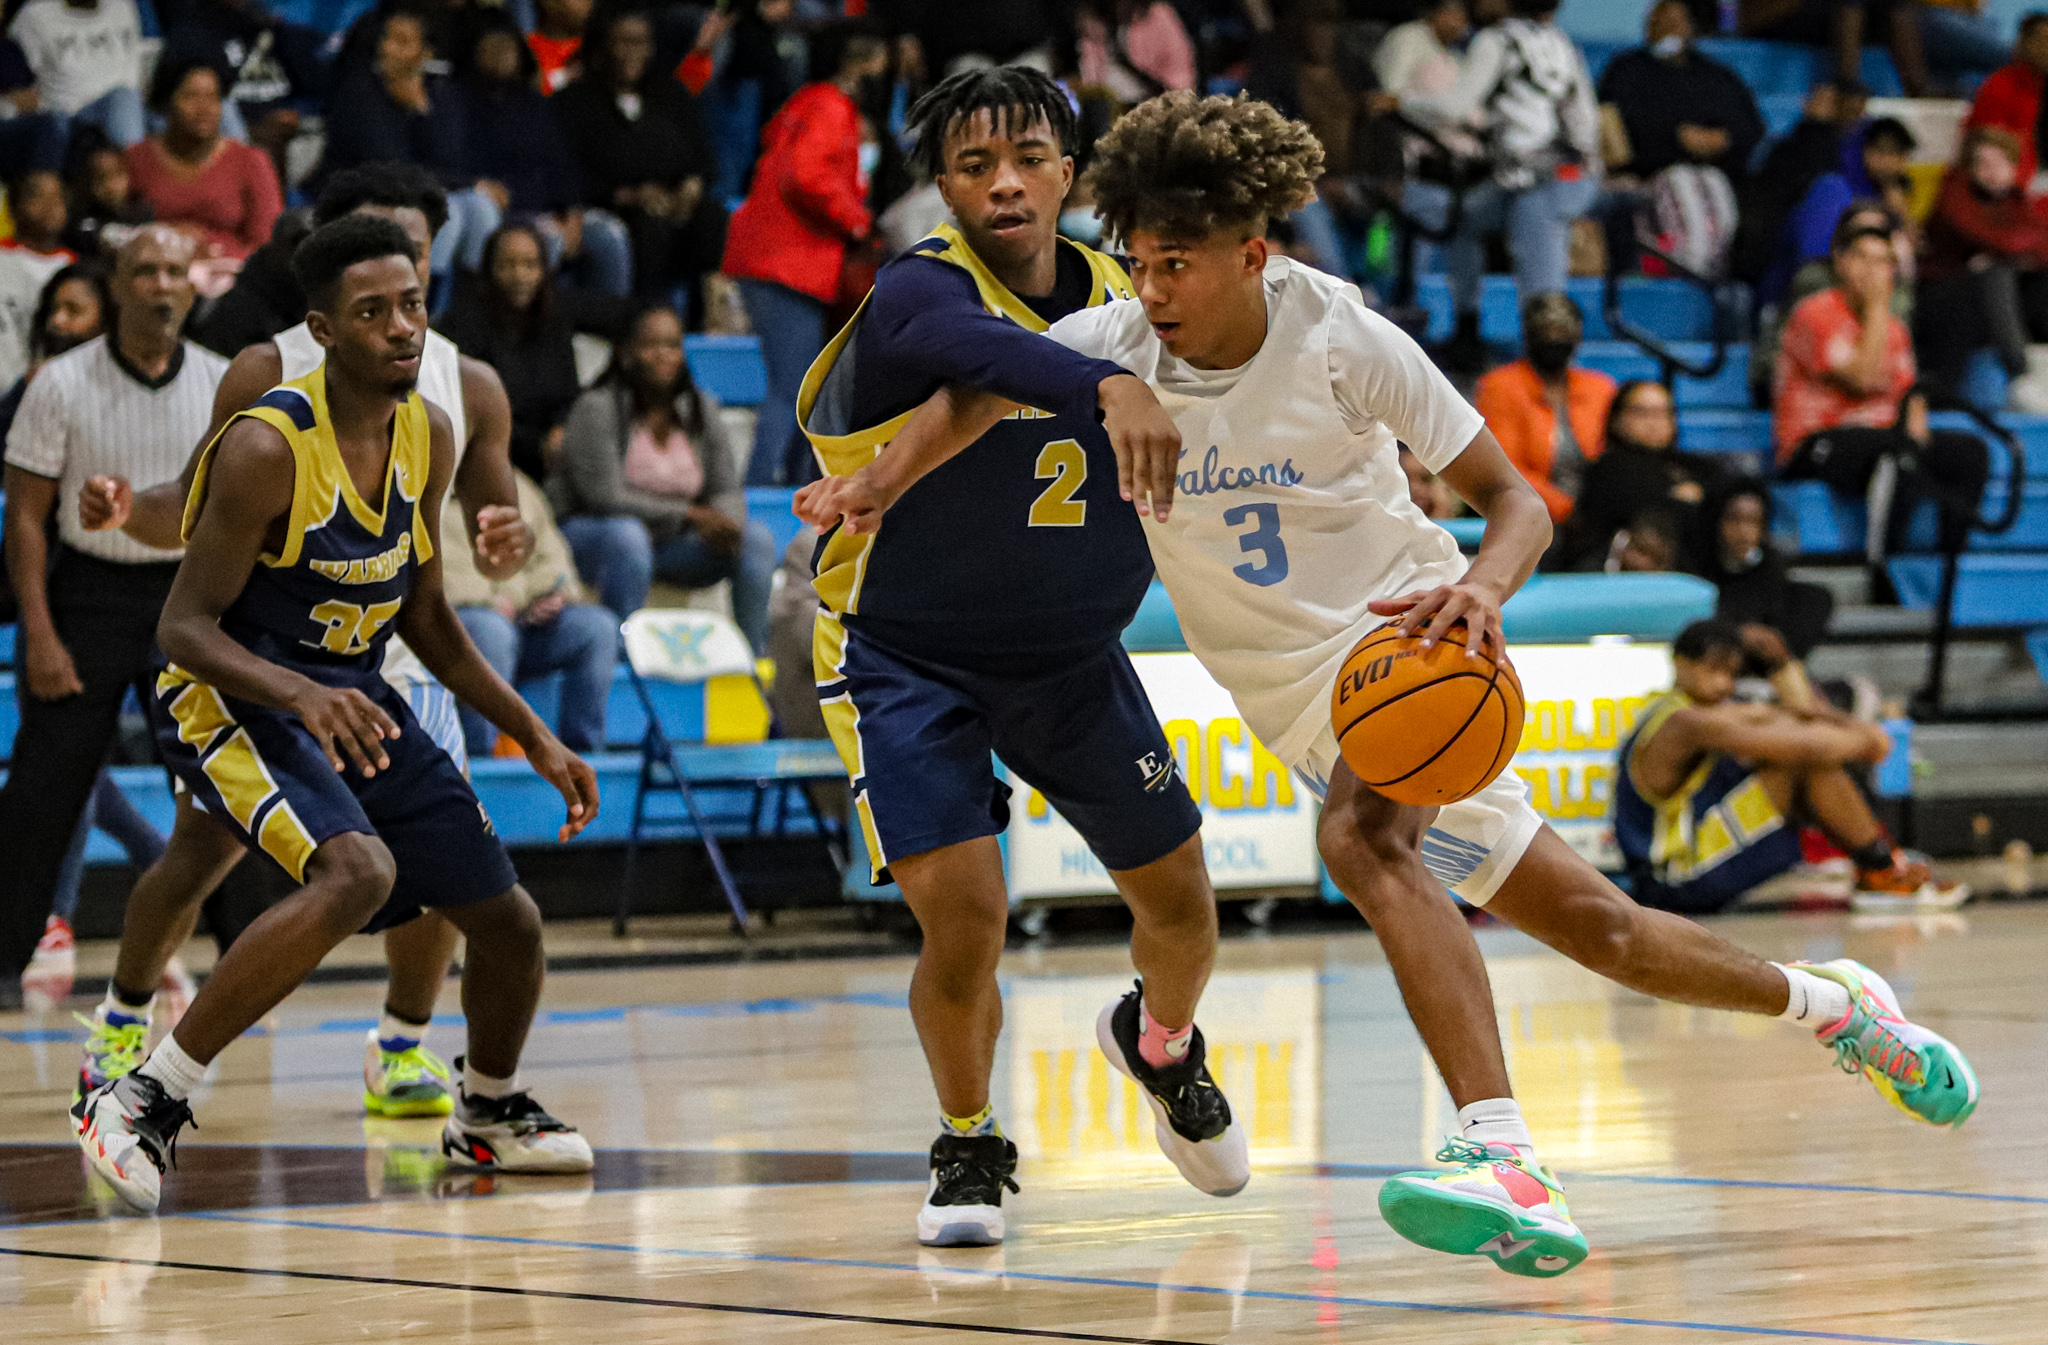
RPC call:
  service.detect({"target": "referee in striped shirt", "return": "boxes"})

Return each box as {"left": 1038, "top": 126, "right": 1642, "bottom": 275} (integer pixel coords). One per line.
{"left": 0, "top": 226, "right": 228, "bottom": 992}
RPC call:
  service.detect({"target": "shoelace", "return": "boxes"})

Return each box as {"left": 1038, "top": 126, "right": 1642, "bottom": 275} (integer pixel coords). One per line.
{"left": 1831, "top": 1010, "right": 1926, "bottom": 1087}
{"left": 1156, "top": 1074, "right": 1229, "bottom": 1131}
{"left": 382, "top": 1045, "right": 449, "bottom": 1089}
{"left": 933, "top": 1155, "right": 1020, "bottom": 1204}
{"left": 483, "top": 1091, "right": 574, "bottom": 1136}
{"left": 125, "top": 1082, "right": 196, "bottom": 1174}
{"left": 75, "top": 1014, "right": 149, "bottom": 1073}
{"left": 1432, "top": 1137, "right": 1496, "bottom": 1167}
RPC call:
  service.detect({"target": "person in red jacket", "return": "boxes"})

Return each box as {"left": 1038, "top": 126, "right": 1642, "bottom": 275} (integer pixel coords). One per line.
{"left": 1964, "top": 12, "right": 2048, "bottom": 182}
{"left": 1917, "top": 124, "right": 2048, "bottom": 399}
{"left": 721, "top": 26, "right": 890, "bottom": 486}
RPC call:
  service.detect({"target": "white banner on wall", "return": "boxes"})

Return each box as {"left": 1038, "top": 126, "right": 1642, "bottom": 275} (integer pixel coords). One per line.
{"left": 1000, "top": 641, "right": 1676, "bottom": 898}
{"left": 1003, "top": 652, "right": 1320, "bottom": 900}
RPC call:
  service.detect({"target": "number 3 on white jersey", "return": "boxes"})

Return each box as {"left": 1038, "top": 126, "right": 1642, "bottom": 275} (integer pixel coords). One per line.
{"left": 1224, "top": 502, "right": 1288, "bottom": 586}
{"left": 1029, "top": 439, "right": 1087, "bottom": 527}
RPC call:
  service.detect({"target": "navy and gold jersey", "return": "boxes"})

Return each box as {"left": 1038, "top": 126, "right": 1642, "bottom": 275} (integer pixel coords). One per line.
{"left": 178, "top": 367, "right": 436, "bottom": 686}
{"left": 798, "top": 224, "right": 1153, "bottom": 670}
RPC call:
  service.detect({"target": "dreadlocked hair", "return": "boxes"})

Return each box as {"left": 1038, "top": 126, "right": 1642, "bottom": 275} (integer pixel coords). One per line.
{"left": 1085, "top": 92, "right": 1323, "bottom": 245}
{"left": 904, "top": 66, "right": 1078, "bottom": 178}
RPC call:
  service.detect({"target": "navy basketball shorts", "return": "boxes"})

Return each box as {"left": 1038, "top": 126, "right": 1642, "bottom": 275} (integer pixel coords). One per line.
{"left": 813, "top": 615, "right": 1203, "bottom": 883}
{"left": 151, "top": 665, "right": 519, "bottom": 933}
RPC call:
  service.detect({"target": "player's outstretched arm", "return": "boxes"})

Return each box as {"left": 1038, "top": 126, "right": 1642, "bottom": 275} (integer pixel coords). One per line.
{"left": 158, "top": 418, "right": 404, "bottom": 779}
{"left": 454, "top": 355, "right": 533, "bottom": 579}
{"left": 1370, "top": 426, "right": 1551, "bottom": 660}
{"left": 397, "top": 406, "right": 598, "bottom": 841}
{"left": 793, "top": 384, "right": 1019, "bottom": 534}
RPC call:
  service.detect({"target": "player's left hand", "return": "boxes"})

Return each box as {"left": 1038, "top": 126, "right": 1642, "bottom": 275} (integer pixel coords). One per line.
{"left": 794, "top": 472, "right": 890, "bottom": 535}
{"left": 474, "top": 506, "right": 533, "bottom": 576}
{"left": 1370, "top": 578, "right": 1506, "bottom": 661}
{"left": 528, "top": 736, "right": 600, "bottom": 842}
{"left": 1099, "top": 374, "right": 1180, "bottom": 521}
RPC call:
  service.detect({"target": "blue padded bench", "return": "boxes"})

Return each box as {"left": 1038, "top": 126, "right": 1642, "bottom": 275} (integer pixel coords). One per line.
{"left": 1775, "top": 480, "right": 2048, "bottom": 556}
{"left": 1577, "top": 341, "right": 1750, "bottom": 407}
{"left": 1415, "top": 275, "right": 1718, "bottom": 346}
{"left": 685, "top": 335, "right": 766, "bottom": 408}
{"left": 1889, "top": 554, "right": 2048, "bottom": 626}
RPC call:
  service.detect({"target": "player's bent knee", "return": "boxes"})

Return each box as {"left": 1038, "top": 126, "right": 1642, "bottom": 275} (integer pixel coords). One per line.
{"left": 308, "top": 833, "right": 398, "bottom": 930}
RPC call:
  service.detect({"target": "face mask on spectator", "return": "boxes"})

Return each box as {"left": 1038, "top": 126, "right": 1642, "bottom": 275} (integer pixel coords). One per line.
{"left": 1651, "top": 34, "right": 1686, "bottom": 59}
{"left": 1060, "top": 208, "right": 1104, "bottom": 244}
{"left": 1526, "top": 338, "right": 1574, "bottom": 375}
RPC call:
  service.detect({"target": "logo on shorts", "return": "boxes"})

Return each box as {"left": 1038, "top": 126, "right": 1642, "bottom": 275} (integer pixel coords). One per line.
{"left": 477, "top": 802, "right": 496, "bottom": 836}
{"left": 1135, "top": 751, "right": 1180, "bottom": 794}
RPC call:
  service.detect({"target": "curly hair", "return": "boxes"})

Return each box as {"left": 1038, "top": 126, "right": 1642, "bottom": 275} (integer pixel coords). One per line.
{"left": 1084, "top": 92, "right": 1324, "bottom": 245}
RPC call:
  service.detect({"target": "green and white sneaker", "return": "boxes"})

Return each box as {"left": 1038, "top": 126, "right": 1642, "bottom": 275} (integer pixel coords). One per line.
{"left": 1377, "top": 1139, "right": 1589, "bottom": 1278}
{"left": 363, "top": 1032, "right": 454, "bottom": 1118}
{"left": 1792, "top": 958, "right": 1979, "bottom": 1128}
{"left": 74, "top": 1008, "right": 150, "bottom": 1105}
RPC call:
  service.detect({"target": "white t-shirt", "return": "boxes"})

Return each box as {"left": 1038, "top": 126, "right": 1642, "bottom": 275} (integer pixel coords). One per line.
{"left": 9, "top": 0, "right": 141, "bottom": 115}
{"left": 0, "top": 244, "right": 69, "bottom": 390}
{"left": 1373, "top": 20, "right": 1460, "bottom": 99}
{"left": 1047, "top": 256, "right": 1484, "bottom": 767}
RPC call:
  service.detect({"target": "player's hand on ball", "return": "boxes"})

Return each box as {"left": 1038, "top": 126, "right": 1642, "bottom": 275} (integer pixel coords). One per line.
{"left": 1098, "top": 374, "right": 1180, "bottom": 521}
{"left": 80, "top": 475, "right": 132, "bottom": 532}
{"left": 528, "top": 737, "right": 600, "bottom": 841}
{"left": 1369, "top": 578, "right": 1507, "bottom": 660}
{"left": 474, "top": 505, "right": 533, "bottom": 575}
{"left": 794, "top": 473, "right": 889, "bottom": 535}
{"left": 292, "top": 684, "right": 400, "bottom": 777}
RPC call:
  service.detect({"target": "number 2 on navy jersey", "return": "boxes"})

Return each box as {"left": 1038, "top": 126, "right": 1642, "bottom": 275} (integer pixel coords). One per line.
{"left": 1223, "top": 503, "right": 1288, "bottom": 586}
{"left": 1029, "top": 439, "right": 1087, "bottom": 527}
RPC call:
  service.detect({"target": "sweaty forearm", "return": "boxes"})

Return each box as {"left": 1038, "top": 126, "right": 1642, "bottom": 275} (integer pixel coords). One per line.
{"left": 157, "top": 616, "right": 325, "bottom": 714}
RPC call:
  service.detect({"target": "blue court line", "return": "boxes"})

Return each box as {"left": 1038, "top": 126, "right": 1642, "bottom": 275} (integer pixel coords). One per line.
{"left": 1300, "top": 1165, "right": 2048, "bottom": 1208}
{"left": 180, "top": 1211, "right": 1987, "bottom": 1345}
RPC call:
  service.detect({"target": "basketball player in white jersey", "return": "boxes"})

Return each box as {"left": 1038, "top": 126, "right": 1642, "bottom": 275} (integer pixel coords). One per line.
{"left": 73, "top": 165, "right": 533, "bottom": 1122}
{"left": 797, "top": 92, "right": 1980, "bottom": 1279}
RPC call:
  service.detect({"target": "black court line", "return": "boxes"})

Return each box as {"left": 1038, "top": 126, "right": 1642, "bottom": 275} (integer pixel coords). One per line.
{"left": 0, "top": 1246, "right": 1196, "bottom": 1344}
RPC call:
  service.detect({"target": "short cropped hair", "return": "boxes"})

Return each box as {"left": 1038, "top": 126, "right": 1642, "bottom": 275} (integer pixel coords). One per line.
{"left": 293, "top": 215, "right": 419, "bottom": 312}
{"left": 314, "top": 162, "right": 449, "bottom": 239}
{"left": 1084, "top": 91, "right": 1323, "bottom": 245}
{"left": 903, "top": 65, "right": 1079, "bottom": 178}
{"left": 1673, "top": 618, "right": 1746, "bottom": 663}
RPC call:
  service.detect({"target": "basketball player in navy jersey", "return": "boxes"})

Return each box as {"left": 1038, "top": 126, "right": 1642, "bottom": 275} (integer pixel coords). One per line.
{"left": 72, "top": 167, "right": 530, "bottom": 1123}
{"left": 72, "top": 216, "right": 598, "bottom": 1214}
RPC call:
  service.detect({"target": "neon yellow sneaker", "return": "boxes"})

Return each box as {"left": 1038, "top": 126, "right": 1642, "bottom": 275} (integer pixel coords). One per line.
{"left": 1792, "top": 958, "right": 1979, "bottom": 1128}
{"left": 74, "top": 1008, "right": 150, "bottom": 1105}
{"left": 362, "top": 1032, "right": 454, "bottom": 1118}
{"left": 1377, "top": 1139, "right": 1588, "bottom": 1278}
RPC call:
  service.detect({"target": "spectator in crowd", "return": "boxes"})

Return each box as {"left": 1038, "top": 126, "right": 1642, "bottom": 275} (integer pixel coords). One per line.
{"left": 1375, "top": 0, "right": 1470, "bottom": 101}
{"left": 61, "top": 127, "right": 151, "bottom": 258}
{"left": 322, "top": 5, "right": 499, "bottom": 296}
{"left": 1616, "top": 617, "right": 1953, "bottom": 916}
{"left": 1599, "top": 0, "right": 1766, "bottom": 182}
{"left": 1781, "top": 116, "right": 1916, "bottom": 291}
{"left": 1732, "top": 77, "right": 1865, "bottom": 291}
{"left": 0, "top": 226, "right": 227, "bottom": 995}
{"left": 1965, "top": 11, "right": 2048, "bottom": 182}
{"left": 438, "top": 222, "right": 619, "bottom": 480}
{"left": 1752, "top": 199, "right": 1908, "bottom": 400}
{"left": 550, "top": 303, "right": 776, "bottom": 653}
{"left": 1916, "top": 125, "right": 2048, "bottom": 400}
{"left": 689, "top": 0, "right": 810, "bottom": 201}
{"left": 721, "top": 25, "right": 886, "bottom": 487}
{"left": 0, "top": 258, "right": 107, "bottom": 443}
{"left": 9, "top": 0, "right": 145, "bottom": 147}
{"left": 125, "top": 56, "right": 283, "bottom": 293}
{"left": 0, "top": 34, "right": 68, "bottom": 180}
{"left": 1561, "top": 379, "right": 1725, "bottom": 569}
{"left": 1074, "top": 2, "right": 1197, "bottom": 103}
{"left": 187, "top": 208, "right": 309, "bottom": 357}
{"left": 1386, "top": 0, "right": 1601, "bottom": 370}
{"left": 151, "top": 0, "right": 334, "bottom": 166}
{"left": 873, "top": 0, "right": 1056, "bottom": 78}
{"left": 1475, "top": 291, "right": 1616, "bottom": 524}
{"left": 460, "top": 21, "right": 632, "bottom": 297}
{"left": 443, "top": 468, "right": 615, "bottom": 758}
{"left": 1696, "top": 478, "right": 1837, "bottom": 659}
{"left": 554, "top": 8, "right": 727, "bottom": 305}
{"left": 1607, "top": 506, "right": 1686, "bottom": 572}
{"left": 1400, "top": 443, "right": 1464, "bottom": 519}
{"left": 0, "top": 168, "right": 77, "bottom": 390}
{"left": 527, "top": 0, "right": 592, "bottom": 94}
{"left": 1739, "top": 0, "right": 1935, "bottom": 98}
{"left": 1775, "top": 219, "right": 1990, "bottom": 567}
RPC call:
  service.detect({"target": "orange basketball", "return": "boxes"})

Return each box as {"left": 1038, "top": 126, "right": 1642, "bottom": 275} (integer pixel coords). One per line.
{"left": 1329, "top": 622, "right": 1525, "bottom": 807}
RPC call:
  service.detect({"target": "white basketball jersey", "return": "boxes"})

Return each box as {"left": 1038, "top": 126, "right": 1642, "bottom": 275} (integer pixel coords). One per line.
{"left": 1047, "top": 257, "right": 1484, "bottom": 767}
{"left": 273, "top": 321, "right": 468, "bottom": 692}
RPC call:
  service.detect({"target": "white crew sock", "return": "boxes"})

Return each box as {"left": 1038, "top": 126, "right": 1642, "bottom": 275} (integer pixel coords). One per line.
{"left": 102, "top": 985, "right": 154, "bottom": 1029}
{"left": 137, "top": 1035, "right": 207, "bottom": 1101}
{"left": 377, "top": 1010, "right": 428, "bottom": 1054}
{"left": 463, "top": 1060, "right": 520, "bottom": 1100}
{"left": 1776, "top": 964, "right": 1853, "bottom": 1030}
{"left": 1458, "top": 1097, "right": 1536, "bottom": 1159}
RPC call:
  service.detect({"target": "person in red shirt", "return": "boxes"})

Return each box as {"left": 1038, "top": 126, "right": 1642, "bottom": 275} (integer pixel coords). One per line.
{"left": 720, "top": 24, "right": 888, "bottom": 486}
{"left": 1473, "top": 291, "right": 1617, "bottom": 524}
{"left": 124, "top": 57, "right": 283, "bottom": 285}
{"left": 526, "top": 0, "right": 592, "bottom": 94}
{"left": 1777, "top": 218, "right": 1989, "bottom": 568}
{"left": 1963, "top": 12, "right": 2048, "bottom": 183}
{"left": 1916, "top": 126, "right": 2048, "bottom": 398}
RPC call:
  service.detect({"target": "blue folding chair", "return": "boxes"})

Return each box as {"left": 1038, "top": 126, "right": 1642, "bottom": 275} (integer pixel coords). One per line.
{"left": 618, "top": 609, "right": 848, "bottom": 934}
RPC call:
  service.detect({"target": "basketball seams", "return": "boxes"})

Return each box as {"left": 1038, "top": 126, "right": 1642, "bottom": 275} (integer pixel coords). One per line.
{"left": 1351, "top": 657, "right": 1501, "bottom": 793}
{"left": 1332, "top": 624, "right": 1521, "bottom": 805}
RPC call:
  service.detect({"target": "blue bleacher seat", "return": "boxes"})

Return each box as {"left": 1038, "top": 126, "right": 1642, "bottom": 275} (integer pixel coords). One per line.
{"left": 1415, "top": 276, "right": 1717, "bottom": 346}
{"left": 1576, "top": 341, "right": 1751, "bottom": 407}
{"left": 746, "top": 486, "right": 803, "bottom": 559}
{"left": 1890, "top": 554, "right": 2048, "bottom": 626}
{"left": 0, "top": 623, "right": 13, "bottom": 665}
{"left": 1757, "top": 92, "right": 1807, "bottom": 139}
{"left": 1676, "top": 408, "right": 1773, "bottom": 474}
{"left": 685, "top": 335, "right": 766, "bottom": 407}
{"left": 1776, "top": 479, "right": 2048, "bottom": 556}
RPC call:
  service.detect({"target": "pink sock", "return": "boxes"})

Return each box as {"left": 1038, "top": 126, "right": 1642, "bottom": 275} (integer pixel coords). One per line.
{"left": 1137, "top": 1000, "right": 1193, "bottom": 1069}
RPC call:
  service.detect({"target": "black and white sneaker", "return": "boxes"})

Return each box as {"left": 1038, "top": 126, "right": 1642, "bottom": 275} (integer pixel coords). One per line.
{"left": 1097, "top": 980, "right": 1249, "bottom": 1197}
{"left": 918, "top": 1133, "right": 1019, "bottom": 1247}
{"left": 440, "top": 1055, "right": 594, "bottom": 1173}
{"left": 72, "top": 1072, "right": 195, "bottom": 1213}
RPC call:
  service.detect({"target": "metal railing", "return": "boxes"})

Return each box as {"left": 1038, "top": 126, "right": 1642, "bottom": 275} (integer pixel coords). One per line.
{"left": 1599, "top": 234, "right": 1732, "bottom": 388}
